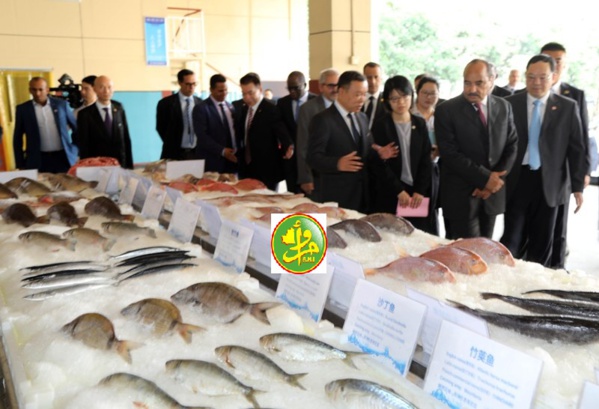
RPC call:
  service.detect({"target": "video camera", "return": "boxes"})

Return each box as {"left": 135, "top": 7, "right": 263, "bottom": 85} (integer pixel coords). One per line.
{"left": 49, "top": 73, "right": 82, "bottom": 109}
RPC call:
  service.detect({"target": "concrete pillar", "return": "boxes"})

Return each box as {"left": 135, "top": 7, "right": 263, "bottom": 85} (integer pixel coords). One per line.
{"left": 308, "top": 0, "right": 372, "bottom": 90}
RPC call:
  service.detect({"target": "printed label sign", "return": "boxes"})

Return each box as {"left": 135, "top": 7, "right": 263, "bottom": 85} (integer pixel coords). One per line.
{"left": 213, "top": 220, "right": 254, "bottom": 273}
{"left": 168, "top": 198, "right": 201, "bottom": 243}
{"left": 276, "top": 271, "right": 333, "bottom": 322}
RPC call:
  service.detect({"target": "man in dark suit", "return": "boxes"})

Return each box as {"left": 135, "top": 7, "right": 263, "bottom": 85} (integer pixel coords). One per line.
{"left": 193, "top": 74, "right": 239, "bottom": 174}
{"left": 362, "top": 62, "right": 386, "bottom": 131}
{"left": 490, "top": 63, "right": 512, "bottom": 98}
{"left": 277, "top": 71, "right": 316, "bottom": 192}
{"left": 541, "top": 42, "right": 591, "bottom": 268}
{"left": 296, "top": 68, "right": 339, "bottom": 199}
{"left": 76, "top": 75, "right": 133, "bottom": 169}
{"left": 435, "top": 59, "right": 518, "bottom": 239}
{"left": 500, "top": 54, "right": 586, "bottom": 267}
{"left": 13, "top": 77, "right": 78, "bottom": 173}
{"left": 307, "top": 71, "right": 370, "bottom": 213}
{"left": 236, "top": 72, "right": 293, "bottom": 190}
{"left": 156, "top": 69, "right": 202, "bottom": 160}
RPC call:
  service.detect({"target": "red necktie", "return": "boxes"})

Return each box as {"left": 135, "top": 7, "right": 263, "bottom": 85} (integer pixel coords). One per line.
{"left": 475, "top": 102, "right": 487, "bottom": 127}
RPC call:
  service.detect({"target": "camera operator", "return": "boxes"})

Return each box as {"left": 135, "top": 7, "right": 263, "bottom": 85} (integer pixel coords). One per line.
{"left": 74, "top": 75, "right": 97, "bottom": 118}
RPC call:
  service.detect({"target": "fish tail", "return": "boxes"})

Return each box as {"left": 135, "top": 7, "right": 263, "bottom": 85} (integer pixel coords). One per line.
{"left": 287, "top": 373, "right": 308, "bottom": 390}
{"left": 103, "top": 238, "right": 117, "bottom": 252}
{"left": 244, "top": 389, "right": 262, "bottom": 409}
{"left": 36, "top": 215, "right": 49, "bottom": 224}
{"left": 115, "top": 340, "right": 144, "bottom": 364}
{"left": 480, "top": 292, "right": 501, "bottom": 300}
{"left": 249, "top": 302, "right": 280, "bottom": 325}
{"left": 77, "top": 217, "right": 88, "bottom": 227}
{"left": 343, "top": 351, "right": 362, "bottom": 369}
{"left": 176, "top": 323, "right": 205, "bottom": 344}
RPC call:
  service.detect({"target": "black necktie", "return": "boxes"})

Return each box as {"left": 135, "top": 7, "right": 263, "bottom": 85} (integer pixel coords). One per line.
{"left": 365, "top": 96, "right": 375, "bottom": 120}
{"left": 219, "top": 103, "right": 233, "bottom": 148}
{"left": 103, "top": 107, "right": 112, "bottom": 135}
{"left": 348, "top": 113, "right": 363, "bottom": 153}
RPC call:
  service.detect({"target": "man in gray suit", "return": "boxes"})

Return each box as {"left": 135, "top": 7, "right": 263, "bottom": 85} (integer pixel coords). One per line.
{"left": 296, "top": 68, "right": 339, "bottom": 199}
{"left": 500, "top": 54, "right": 586, "bottom": 267}
{"left": 307, "top": 70, "right": 370, "bottom": 213}
{"left": 435, "top": 59, "right": 518, "bottom": 239}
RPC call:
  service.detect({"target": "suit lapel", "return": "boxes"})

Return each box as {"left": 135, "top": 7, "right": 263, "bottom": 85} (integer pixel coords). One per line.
{"left": 331, "top": 105, "right": 356, "bottom": 148}
{"left": 541, "top": 94, "right": 560, "bottom": 138}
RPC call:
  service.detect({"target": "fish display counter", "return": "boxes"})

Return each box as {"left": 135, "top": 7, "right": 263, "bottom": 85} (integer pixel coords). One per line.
{"left": 0, "top": 172, "right": 445, "bottom": 408}
{"left": 2, "top": 168, "right": 599, "bottom": 408}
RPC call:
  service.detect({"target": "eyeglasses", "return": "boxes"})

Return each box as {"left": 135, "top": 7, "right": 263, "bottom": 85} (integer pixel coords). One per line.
{"left": 387, "top": 95, "right": 411, "bottom": 103}
{"left": 526, "top": 75, "right": 552, "bottom": 83}
{"left": 420, "top": 91, "right": 438, "bottom": 97}
{"left": 324, "top": 83, "right": 338, "bottom": 88}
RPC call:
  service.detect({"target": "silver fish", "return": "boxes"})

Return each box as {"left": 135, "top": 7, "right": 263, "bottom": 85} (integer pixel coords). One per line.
{"left": 121, "top": 298, "right": 204, "bottom": 343}
{"left": 22, "top": 271, "right": 116, "bottom": 289}
{"left": 449, "top": 300, "right": 599, "bottom": 344}
{"left": 99, "top": 372, "right": 211, "bottom": 409}
{"left": 325, "top": 378, "right": 418, "bottom": 409}
{"left": 171, "top": 282, "right": 279, "bottom": 324}
{"left": 481, "top": 292, "right": 599, "bottom": 319}
{"left": 5, "top": 177, "right": 52, "bottom": 197}
{"left": 61, "top": 313, "right": 141, "bottom": 363}
{"left": 102, "top": 221, "right": 157, "bottom": 238}
{"left": 46, "top": 173, "right": 98, "bottom": 192}
{"left": 24, "top": 282, "right": 112, "bottom": 301}
{"left": 330, "top": 220, "right": 382, "bottom": 242}
{"left": 18, "top": 231, "right": 76, "bottom": 251}
{"left": 215, "top": 345, "right": 307, "bottom": 390}
{"left": 118, "top": 262, "right": 196, "bottom": 282}
{"left": 21, "top": 262, "right": 107, "bottom": 277}
{"left": 259, "top": 333, "right": 361, "bottom": 368}
{"left": 523, "top": 289, "right": 599, "bottom": 303}
{"left": 360, "top": 213, "right": 415, "bottom": 235}
{"left": 165, "top": 359, "right": 261, "bottom": 409}
{"left": 109, "top": 245, "right": 182, "bottom": 261}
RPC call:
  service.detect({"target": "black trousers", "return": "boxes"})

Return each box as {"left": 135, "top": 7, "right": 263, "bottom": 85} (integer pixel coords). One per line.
{"left": 550, "top": 200, "right": 569, "bottom": 269}
{"left": 40, "top": 150, "right": 70, "bottom": 173}
{"left": 445, "top": 197, "right": 496, "bottom": 240}
{"left": 500, "top": 166, "right": 558, "bottom": 267}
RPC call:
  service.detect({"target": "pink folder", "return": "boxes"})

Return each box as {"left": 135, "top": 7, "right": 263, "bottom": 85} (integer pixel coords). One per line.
{"left": 396, "top": 197, "right": 430, "bottom": 218}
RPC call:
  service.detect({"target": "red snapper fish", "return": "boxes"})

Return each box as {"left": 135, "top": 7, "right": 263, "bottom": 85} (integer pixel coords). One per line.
{"left": 234, "top": 178, "right": 267, "bottom": 191}
{"left": 420, "top": 246, "right": 488, "bottom": 275}
{"left": 167, "top": 181, "right": 198, "bottom": 193}
{"left": 448, "top": 237, "right": 516, "bottom": 267}
{"left": 198, "top": 181, "right": 238, "bottom": 194}
{"left": 365, "top": 256, "right": 456, "bottom": 283}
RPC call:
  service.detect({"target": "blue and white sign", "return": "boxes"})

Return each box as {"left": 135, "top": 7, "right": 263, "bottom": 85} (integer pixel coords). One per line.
{"left": 144, "top": 17, "right": 167, "bottom": 66}
{"left": 168, "top": 198, "right": 201, "bottom": 243}
{"left": 276, "top": 270, "right": 333, "bottom": 323}
{"left": 213, "top": 220, "right": 254, "bottom": 273}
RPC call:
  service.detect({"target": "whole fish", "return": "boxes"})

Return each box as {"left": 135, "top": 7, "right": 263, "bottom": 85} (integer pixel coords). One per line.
{"left": 481, "top": 292, "right": 599, "bottom": 320}
{"left": 365, "top": 256, "right": 456, "bottom": 283}
{"left": 448, "top": 237, "right": 515, "bottom": 267}
{"left": 523, "top": 289, "right": 599, "bottom": 303}
{"left": 291, "top": 203, "right": 347, "bottom": 219}
{"left": 360, "top": 213, "right": 415, "bottom": 235}
{"left": 24, "top": 282, "right": 112, "bottom": 300}
{"left": 62, "top": 227, "right": 116, "bottom": 251}
{"left": 325, "top": 378, "right": 418, "bottom": 409}
{"left": 46, "top": 173, "right": 98, "bottom": 192}
{"left": 5, "top": 177, "right": 52, "bottom": 197}
{"left": 22, "top": 271, "right": 115, "bottom": 289}
{"left": 420, "top": 246, "right": 488, "bottom": 275}
{"left": 99, "top": 372, "right": 211, "bottom": 409}
{"left": 0, "top": 182, "right": 18, "bottom": 199}
{"left": 18, "top": 231, "right": 76, "bottom": 251}
{"left": 109, "top": 245, "right": 182, "bottom": 261}
{"left": 21, "top": 261, "right": 105, "bottom": 275}
{"left": 327, "top": 228, "right": 347, "bottom": 249}
{"left": 143, "top": 159, "right": 168, "bottom": 173}
{"left": 165, "top": 360, "right": 260, "bottom": 409}
{"left": 38, "top": 190, "right": 83, "bottom": 204}
{"left": 118, "top": 262, "right": 196, "bottom": 282}
{"left": 84, "top": 196, "right": 134, "bottom": 220}
{"left": 330, "top": 220, "right": 382, "bottom": 242}
{"left": 448, "top": 300, "right": 599, "bottom": 344}
{"left": 115, "top": 250, "right": 192, "bottom": 267}
{"left": 121, "top": 298, "right": 204, "bottom": 343}
{"left": 2, "top": 203, "right": 47, "bottom": 227}
{"left": 259, "top": 333, "right": 361, "bottom": 368}
{"left": 102, "top": 221, "right": 157, "bottom": 238}
{"left": 171, "top": 282, "right": 279, "bottom": 324}
{"left": 234, "top": 178, "right": 267, "bottom": 191}
{"left": 61, "top": 313, "right": 141, "bottom": 363}
{"left": 215, "top": 345, "right": 307, "bottom": 390}
{"left": 47, "top": 201, "right": 87, "bottom": 227}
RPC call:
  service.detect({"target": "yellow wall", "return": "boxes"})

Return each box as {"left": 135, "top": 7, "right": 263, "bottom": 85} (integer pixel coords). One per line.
{"left": 0, "top": 0, "right": 310, "bottom": 91}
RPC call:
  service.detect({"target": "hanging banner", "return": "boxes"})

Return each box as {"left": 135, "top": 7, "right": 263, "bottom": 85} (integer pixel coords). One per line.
{"left": 144, "top": 17, "right": 167, "bottom": 66}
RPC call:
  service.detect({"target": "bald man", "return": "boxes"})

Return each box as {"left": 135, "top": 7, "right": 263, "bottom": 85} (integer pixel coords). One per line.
{"left": 13, "top": 77, "right": 78, "bottom": 172}
{"left": 76, "top": 75, "right": 133, "bottom": 168}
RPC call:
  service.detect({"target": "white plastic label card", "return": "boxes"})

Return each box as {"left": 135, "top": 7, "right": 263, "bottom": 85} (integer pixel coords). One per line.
{"left": 213, "top": 220, "right": 254, "bottom": 273}
{"left": 167, "top": 198, "right": 200, "bottom": 243}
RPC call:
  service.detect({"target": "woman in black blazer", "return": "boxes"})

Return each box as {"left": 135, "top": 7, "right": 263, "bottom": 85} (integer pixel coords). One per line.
{"left": 369, "top": 75, "right": 434, "bottom": 234}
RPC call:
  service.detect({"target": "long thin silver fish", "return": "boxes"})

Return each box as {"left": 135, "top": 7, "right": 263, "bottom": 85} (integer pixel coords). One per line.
{"left": 24, "top": 282, "right": 113, "bottom": 301}
{"left": 325, "top": 378, "right": 418, "bottom": 409}
{"left": 22, "top": 272, "right": 117, "bottom": 289}
{"left": 22, "top": 265, "right": 109, "bottom": 280}
{"left": 215, "top": 345, "right": 307, "bottom": 390}
{"left": 449, "top": 300, "right": 599, "bottom": 344}
{"left": 523, "top": 289, "right": 599, "bottom": 303}
{"left": 481, "top": 292, "right": 599, "bottom": 320}
{"left": 20, "top": 260, "right": 97, "bottom": 273}
{"left": 118, "top": 263, "right": 196, "bottom": 282}
{"left": 109, "top": 246, "right": 182, "bottom": 261}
